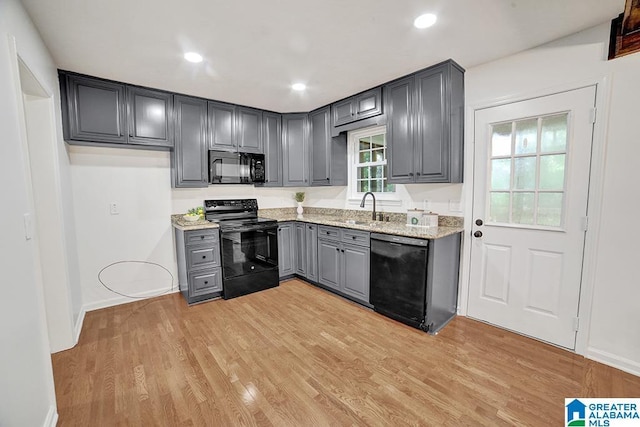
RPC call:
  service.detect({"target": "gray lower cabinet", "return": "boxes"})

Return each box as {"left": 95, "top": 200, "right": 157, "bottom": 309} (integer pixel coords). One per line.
{"left": 262, "top": 112, "right": 282, "bottom": 186}
{"left": 385, "top": 60, "right": 464, "bottom": 184}
{"left": 309, "top": 107, "right": 347, "bottom": 186}
{"left": 282, "top": 114, "right": 309, "bottom": 186}
{"left": 317, "top": 226, "right": 370, "bottom": 304}
{"left": 60, "top": 71, "right": 174, "bottom": 148}
{"left": 172, "top": 95, "right": 208, "bottom": 188}
{"left": 293, "top": 222, "right": 318, "bottom": 280}
{"left": 294, "top": 222, "right": 306, "bottom": 276}
{"left": 277, "top": 222, "right": 294, "bottom": 278}
{"left": 305, "top": 224, "right": 318, "bottom": 282}
{"left": 174, "top": 227, "right": 223, "bottom": 304}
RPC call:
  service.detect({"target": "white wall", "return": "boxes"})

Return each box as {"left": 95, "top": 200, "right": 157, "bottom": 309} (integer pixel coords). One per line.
{"left": 463, "top": 23, "right": 640, "bottom": 375}
{"left": 0, "top": 0, "right": 59, "bottom": 424}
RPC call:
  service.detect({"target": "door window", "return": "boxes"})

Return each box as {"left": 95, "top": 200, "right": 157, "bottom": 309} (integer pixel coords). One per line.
{"left": 488, "top": 113, "right": 569, "bottom": 228}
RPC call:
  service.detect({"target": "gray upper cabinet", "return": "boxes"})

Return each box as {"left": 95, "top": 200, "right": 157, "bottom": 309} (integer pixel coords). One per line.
{"left": 236, "top": 107, "right": 263, "bottom": 154}
{"left": 60, "top": 71, "right": 174, "bottom": 148}
{"left": 208, "top": 101, "right": 236, "bottom": 152}
{"left": 262, "top": 112, "right": 282, "bottom": 187}
{"left": 127, "top": 86, "right": 173, "bottom": 147}
{"left": 208, "top": 102, "right": 264, "bottom": 154}
{"left": 385, "top": 76, "right": 415, "bottom": 182}
{"left": 386, "top": 60, "right": 464, "bottom": 184}
{"left": 309, "top": 107, "right": 331, "bottom": 186}
{"left": 309, "top": 106, "right": 347, "bottom": 187}
{"left": 282, "top": 114, "right": 309, "bottom": 187}
{"left": 172, "top": 95, "right": 208, "bottom": 188}
{"left": 331, "top": 87, "right": 383, "bottom": 128}
{"left": 62, "top": 73, "right": 127, "bottom": 144}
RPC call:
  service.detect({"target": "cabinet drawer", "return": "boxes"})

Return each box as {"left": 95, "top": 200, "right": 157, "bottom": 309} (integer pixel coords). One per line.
{"left": 186, "top": 245, "right": 219, "bottom": 270}
{"left": 185, "top": 229, "right": 218, "bottom": 246}
{"left": 342, "top": 229, "right": 370, "bottom": 247}
{"left": 188, "top": 268, "right": 222, "bottom": 298}
{"left": 318, "top": 225, "right": 340, "bottom": 241}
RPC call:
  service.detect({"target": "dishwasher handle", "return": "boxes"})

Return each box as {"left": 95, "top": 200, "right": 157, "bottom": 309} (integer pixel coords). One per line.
{"left": 370, "top": 232, "right": 429, "bottom": 247}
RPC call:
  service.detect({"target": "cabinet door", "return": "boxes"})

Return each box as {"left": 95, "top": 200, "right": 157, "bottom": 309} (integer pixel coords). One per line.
{"left": 188, "top": 268, "right": 222, "bottom": 298}
{"left": 309, "top": 107, "right": 331, "bottom": 186}
{"left": 414, "top": 67, "right": 448, "bottom": 182}
{"left": 385, "top": 76, "right": 415, "bottom": 184}
{"left": 341, "top": 244, "right": 370, "bottom": 303}
{"left": 318, "top": 239, "right": 341, "bottom": 291}
{"left": 278, "top": 223, "right": 294, "bottom": 277}
{"left": 332, "top": 98, "right": 354, "bottom": 127}
{"left": 282, "top": 114, "right": 308, "bottom": 186}
{"left": 208, "top": 101, "right": 236, "bottom": 151}
{"left": 237, "top": 106, "right": 263, "bottom": 153}
{"left": 262, "top": 112, "right": 282, "bottom": 186}
{"left": 294, "top": 223, "right": 307, "bottom": 276}
{"left": 127, "top": 86, "right": 173, "bottom": 147}
{"left": 173, "top": 95, "right": 208, "bottom": 188}
{"left": 65, "top": 74, "right": 127, "bottom": 144}
{"left": 354, "top": 87, "right": 382, "bottom": 121}
{"left": 305, "top": 224, "right": 318, "bottom": 282}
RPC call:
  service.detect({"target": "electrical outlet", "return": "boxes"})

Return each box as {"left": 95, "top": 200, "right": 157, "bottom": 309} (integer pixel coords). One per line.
{"left": 423, "top": 200, "right": 431, "bottom": 211}
{"left": 449, "top": 200, "right": 462, "bottom": 212}
{"left": 109, "top": 202, "right": 119, "bottom": 215}
{"left": 23, "top": 213, "right": 33, "bottom": 240}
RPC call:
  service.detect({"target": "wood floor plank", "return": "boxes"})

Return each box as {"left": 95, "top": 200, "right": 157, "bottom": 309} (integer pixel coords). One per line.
{"left": 52, "top": 279, "right": 640, "bottom": 426}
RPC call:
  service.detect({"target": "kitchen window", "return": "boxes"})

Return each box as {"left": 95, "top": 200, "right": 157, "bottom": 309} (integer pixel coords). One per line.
{"left": 348, "top": 126, "right": 400, "bottom": 204}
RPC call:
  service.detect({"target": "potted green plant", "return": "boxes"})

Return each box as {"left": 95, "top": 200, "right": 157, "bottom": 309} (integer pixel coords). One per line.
{"left": 294, "top": 192, "right": 305, "bottom": 217}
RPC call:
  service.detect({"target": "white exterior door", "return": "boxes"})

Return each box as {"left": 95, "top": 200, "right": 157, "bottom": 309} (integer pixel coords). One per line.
{"left": 468, "top": 87, "right": 596, "bottom": 349}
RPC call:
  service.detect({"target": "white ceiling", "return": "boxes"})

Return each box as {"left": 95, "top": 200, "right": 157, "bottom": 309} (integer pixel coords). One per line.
{"left": 21, "top": 0, "right": 624, "bottom": 112}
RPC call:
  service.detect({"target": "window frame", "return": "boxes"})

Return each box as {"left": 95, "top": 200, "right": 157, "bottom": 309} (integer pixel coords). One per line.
{"left": 347, "top": 125, "right": 402, "bottom": 206}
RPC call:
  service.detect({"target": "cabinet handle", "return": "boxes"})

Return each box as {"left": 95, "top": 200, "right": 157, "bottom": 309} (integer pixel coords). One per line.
{"left": 201, "top": 236, "right": 205, "bottom": 239}
{"left": 204, "top": 281, "right": 208, "bottom": 285}
{"left": 326, "top": 231, "right": 330, "bottom": 235}
{"left": 341, "top": 249, "right": 345, "bottom": 253}
{"left": 409, "top": 172, "right": 414, "bottom": 177}
{"left": 202, "top": 255, "right": 206, "bottom": 259}
{"left": 336, "top": 248, "right": 339, "bottom": 251}
{"left": 416, "top": 172, "right": 421, "bottom": 176}
{"left": 326, "top": 177, "right": 330, "bottom": 181}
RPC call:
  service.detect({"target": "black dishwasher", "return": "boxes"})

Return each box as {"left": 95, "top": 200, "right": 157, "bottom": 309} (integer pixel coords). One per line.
{"left": 370, "top": 232, "right": 460, "bottom": 333}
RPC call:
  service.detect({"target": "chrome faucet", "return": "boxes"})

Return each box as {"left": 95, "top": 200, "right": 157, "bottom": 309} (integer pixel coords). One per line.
{"left": 360, "top": 192, "right": 377, "bottom": 221}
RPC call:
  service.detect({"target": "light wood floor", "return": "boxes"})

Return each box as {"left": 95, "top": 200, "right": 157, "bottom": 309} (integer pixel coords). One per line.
{"left": 52, "top": 279, "right": 640, "bottom": 426}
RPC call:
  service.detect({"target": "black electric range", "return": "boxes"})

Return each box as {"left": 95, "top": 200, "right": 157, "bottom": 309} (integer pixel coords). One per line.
{"left": 204, "top": 199, "right": 279, "bottom": 299}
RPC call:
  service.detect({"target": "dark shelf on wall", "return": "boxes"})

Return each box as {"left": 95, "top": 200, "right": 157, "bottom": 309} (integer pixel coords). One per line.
{"left": 609, "top": 0, "right": 640, "bottom": 60}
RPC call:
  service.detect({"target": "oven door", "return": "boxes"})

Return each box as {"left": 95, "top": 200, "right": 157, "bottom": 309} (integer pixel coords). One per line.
{"left": 220, "top": 224, "right": 279, "bottom": 295}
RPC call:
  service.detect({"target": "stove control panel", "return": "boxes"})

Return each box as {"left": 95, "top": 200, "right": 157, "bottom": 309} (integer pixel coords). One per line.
{"left": 204, "top": 199, "right": 258, "bottom": 212}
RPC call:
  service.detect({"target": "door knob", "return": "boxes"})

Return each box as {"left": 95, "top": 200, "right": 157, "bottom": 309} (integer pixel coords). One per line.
{"left": 475, "top": 219, "right": 483, "bottom": 226}
{"left": 473, "top": 231, "right": 483, "bottom": 238}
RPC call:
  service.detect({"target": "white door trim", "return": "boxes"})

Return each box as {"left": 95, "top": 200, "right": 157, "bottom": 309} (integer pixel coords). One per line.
{"left": 458, "top": 76, "right": 612, "bottom": 357}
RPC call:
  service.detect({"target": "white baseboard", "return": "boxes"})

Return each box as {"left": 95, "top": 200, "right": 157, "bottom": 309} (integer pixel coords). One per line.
{"left": 83, "top": 287, "right": 180, "bottom": 313}
{"left": 73, "top": 307, "right": 86, "bottom": 345}
{"left": 587, "top": 347, "right": 640, "bottom": 377}
{"left": 43, "top": 405, "right": 58, "bottom": 427}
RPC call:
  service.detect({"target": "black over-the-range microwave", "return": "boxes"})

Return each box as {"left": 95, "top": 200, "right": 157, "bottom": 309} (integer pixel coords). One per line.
{"left": 208, "top": 150, "right": 266, "bottom": 184}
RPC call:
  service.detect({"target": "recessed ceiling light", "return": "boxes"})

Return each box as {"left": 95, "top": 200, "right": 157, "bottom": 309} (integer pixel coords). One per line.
{"left": 184, "top": 52, "right": 203, "bottom": 63}
{"left": 292, "top": 83, "right": 306, "bottom": 91}
{"left": 414, "top": 13, "right": 437, "bottom": 29}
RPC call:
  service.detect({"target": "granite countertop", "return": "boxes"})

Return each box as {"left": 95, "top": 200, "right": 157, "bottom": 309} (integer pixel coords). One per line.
{"left": 171, "top": 214, "right": 219, "bottom": 231}
{"left": 171, "top": 208, "right": 464, "bottom": 240}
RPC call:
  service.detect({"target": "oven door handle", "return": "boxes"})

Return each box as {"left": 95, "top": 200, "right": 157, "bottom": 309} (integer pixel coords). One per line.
{"left": 221, "top": 224, "right": 277, "bottom": 233}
